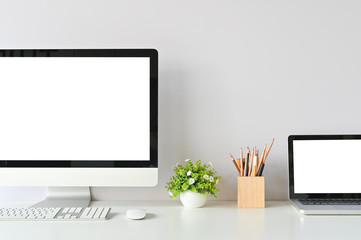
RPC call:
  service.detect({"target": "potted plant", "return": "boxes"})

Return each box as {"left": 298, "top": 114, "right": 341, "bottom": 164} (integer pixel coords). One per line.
{"left": 166, "top": 159, "right": 221, "bottom": 207}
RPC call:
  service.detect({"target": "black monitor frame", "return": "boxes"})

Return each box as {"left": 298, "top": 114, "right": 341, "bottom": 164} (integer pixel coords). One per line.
{"left": 0, "top": 49, "right": 158, "bottom": 168}
{"left": 288, "top": 135, "right": 361, "bottom": 199}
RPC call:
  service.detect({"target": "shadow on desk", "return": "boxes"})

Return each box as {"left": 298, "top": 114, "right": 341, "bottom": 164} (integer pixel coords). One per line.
{"left": 206, "top": 200, "right": 286, "bottom": 209}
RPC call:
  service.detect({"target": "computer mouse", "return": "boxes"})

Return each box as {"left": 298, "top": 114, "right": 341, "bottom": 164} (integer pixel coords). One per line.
{"left": 126, "top": 209, "right": 146, "bottom": 220}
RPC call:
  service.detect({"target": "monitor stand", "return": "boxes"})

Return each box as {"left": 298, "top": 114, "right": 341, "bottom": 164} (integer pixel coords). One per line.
{"left": 31, "top": 187, "right": 91, "bottom": 208}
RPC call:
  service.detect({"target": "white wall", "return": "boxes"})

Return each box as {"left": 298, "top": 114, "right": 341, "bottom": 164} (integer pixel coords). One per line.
{"left": 0, "top": 0, "right": 360, "bottom": 201}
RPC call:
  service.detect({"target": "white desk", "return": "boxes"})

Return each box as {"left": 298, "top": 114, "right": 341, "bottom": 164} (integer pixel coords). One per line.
{"left": 0, "top": 201, "right": 360, "bottom": 240}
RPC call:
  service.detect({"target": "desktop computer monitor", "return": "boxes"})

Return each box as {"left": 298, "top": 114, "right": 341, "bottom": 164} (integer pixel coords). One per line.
{"left": 0, "top": 49, "right": 158, "bottom": 207}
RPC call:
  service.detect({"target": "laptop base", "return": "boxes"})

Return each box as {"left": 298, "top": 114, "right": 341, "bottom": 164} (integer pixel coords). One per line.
{"left": 290, "top": 199, "right": 361, "bottom": 215}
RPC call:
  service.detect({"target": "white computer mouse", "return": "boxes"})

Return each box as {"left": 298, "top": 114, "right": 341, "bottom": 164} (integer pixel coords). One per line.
{"left": 126, "top": 209, "right": 146, "bottom": 220}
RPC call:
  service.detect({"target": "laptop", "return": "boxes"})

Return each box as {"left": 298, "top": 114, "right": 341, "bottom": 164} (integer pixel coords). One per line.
{"left": 288, "top": 135, "right": 361, "bottom": 214}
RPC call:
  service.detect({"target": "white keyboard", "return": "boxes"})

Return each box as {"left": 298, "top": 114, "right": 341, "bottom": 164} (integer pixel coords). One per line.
{"left": 0, "top": 207, "right": 110, "bottom": 221}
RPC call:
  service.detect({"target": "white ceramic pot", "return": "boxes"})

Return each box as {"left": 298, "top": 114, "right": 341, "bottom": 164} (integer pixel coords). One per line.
{"left": 180, "top": 190, "right": 207, "bottom": 208}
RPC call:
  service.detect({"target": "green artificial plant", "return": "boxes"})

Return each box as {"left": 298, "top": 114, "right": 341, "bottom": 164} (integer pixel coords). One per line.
{"left": 165, "top": 159, "right": 221, "bottom": 199}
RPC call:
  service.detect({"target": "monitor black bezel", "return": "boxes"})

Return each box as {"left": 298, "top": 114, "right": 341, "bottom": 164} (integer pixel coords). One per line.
{"left": 288, "top": 135, "right": 361, "bottom": 199}
{"left": 0, "top": 49, "right": 158, "bottom": 168}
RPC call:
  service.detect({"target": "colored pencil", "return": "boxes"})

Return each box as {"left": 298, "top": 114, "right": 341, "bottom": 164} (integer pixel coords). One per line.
{"left": 240, "top": 148, "right": 244, "bottom": 176}
{"left": 257, "top": 144, "right": 267, "bottom": 172}
{"left": 230, "top": 154, "right": 241, "bottom": 174}
{"left": 245, "top": 150, "right": 250, "bottom": 176}
{"left": 263, "top": 139, "right": 274, "bottom": 164}
{"left": 232, "top": 159, "right": 241, "bottom": 174}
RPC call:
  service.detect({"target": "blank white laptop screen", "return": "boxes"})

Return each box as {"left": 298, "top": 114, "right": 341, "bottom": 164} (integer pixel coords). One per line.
{"left": 0, "top": 57, "right": 150, "bottom": 161}
{"left": 293, "top": 140, "right": 361, "bottom": 193}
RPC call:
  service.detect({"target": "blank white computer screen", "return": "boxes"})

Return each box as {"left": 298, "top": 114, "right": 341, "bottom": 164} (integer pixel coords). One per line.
{"left": 293, "top": 140, "right": 361, "bottom": 193}
{"left": 0, "top": 57, "right": 150, "bottom": 161}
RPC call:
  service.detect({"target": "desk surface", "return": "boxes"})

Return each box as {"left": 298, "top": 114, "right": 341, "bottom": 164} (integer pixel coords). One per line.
{"left": 0, "top": 201, "right": 360, "bottom": 240}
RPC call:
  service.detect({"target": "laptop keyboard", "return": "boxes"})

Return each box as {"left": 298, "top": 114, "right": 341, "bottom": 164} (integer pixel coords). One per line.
{"left": 300, "top": 199, "right": 361, "bottom": 205}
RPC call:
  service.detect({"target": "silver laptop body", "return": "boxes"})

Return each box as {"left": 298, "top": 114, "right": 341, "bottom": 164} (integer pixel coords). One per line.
{"left": 288, "top": 135, "right": 361, "bottom": 215}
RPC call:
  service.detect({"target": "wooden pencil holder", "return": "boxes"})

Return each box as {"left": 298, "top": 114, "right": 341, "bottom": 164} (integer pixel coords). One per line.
{"left": 237, "top": 176, "right": 265, "bottom": 208}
